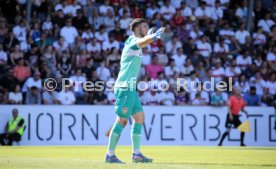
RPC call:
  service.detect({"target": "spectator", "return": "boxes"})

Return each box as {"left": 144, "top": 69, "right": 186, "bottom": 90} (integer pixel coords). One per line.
{"left": 180, "top": 58, "right": 194, "bottom": 76}
{"left": 25, "top": 86, "right": 41, "bottom": 104}
{"left": 261, "top": 88, "right": 274, "bottom": 107}
{"left": 99, "top": 0, "right": 114, "bottom": 16}
{"left": 244, "top": 86, "right": 261, "bottom": 106}
{"left": 266, "top": 73, "right": 276, "bottom": 96}
{"left": 58, "top": 86, "right": 76, "bottom": 105}
{"left": 0, "top": 44, "right": 8, "bottom": 70}
{"left": 192, "top": 92, "right": 208, "bottom": 106}
{"left": 159, "top": 89, "right": 175, "bottom": 106}
{"left": 141, "top": 90, "right": 160, "bottom": 105}
{"left": 53, "top": 37, "right": 69, "bottom": 54}
{"left": 22, "top": 71, "right": 42, "bottom": 93}
{"left": 96, "top": 61, "right": 111, "bottom": 81}
{"left": 172, "top": 47, "right": 186, "bottom": 69}
{"left": 93, "top": 90, "right": 108, "bottom": 105}
{"left": 209, "top": 59, "right": 225, "bottom": 82}
{"left": 190, "top": 84, "right": 210, "bottom": 105}
{"left": 160, "top": 0, "right": 176, "bottom": 21}
{"left": 69, "top": 68, "right": 87, "bottom": 100}
{"left": 0, "top": 108, "right": 25, "bottom": 146}
{"left": 165, "top": 36, "right": 182, "bottom": 55}
{"left": 146, "top": 56, "right": 164, "bottom": 79}
{"left": 180, "top": 2, "right": 192, "bottom": 17}
{"left": 42, "top": 87, "right": 59, "bottom": 105}
{"left": 8, "top": 84, "right": 22, "bottom": 104}
{"left": 165, "top": 59, "right": 179, "bottom": 78}
{"left": 258, "top": 12, "right": 275, "bottom": 33}
{"left": 119, "top": 10, "right": 133, "bottom": 31}
{"left": 60, "top": 19, "right": 78, "bottom": 48}
{"left": 235, "top": 23, "right": 250, "bottom": 45}
{"left": 211, "top": 89, "right": 225, "bottom": 106}
{"left": 102, "top": 34, "right": 119, "bottom": 54}
{"left": 57, "top": 52, "right": 72, "bottom": 77}
{"left": 146, "top": 2, "right": 159, "bottom": 19}
{"left": 103, "top": 9, "right": 116, "bottom": 32}
{"left": 72, "top": 9, "right": 89, "bottom": 32}
{"left": 175, "top": 88, "right": 190, "bottom": 105}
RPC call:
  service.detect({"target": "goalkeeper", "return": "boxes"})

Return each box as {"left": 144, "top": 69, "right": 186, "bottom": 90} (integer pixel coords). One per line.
{"left": 218, "top": 87, "right": 249, "bottom": 146}
{"left": 105, "top": 18, "right": 165, "bottom": 163}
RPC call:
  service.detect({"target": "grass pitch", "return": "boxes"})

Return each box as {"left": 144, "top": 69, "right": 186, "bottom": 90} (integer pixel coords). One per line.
{"left": 0, "top": 146, "right": 276, "bottom": 169}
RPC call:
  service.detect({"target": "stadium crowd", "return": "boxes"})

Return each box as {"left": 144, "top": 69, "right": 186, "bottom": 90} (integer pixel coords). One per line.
{"left": 0, "top": 0, "right": 275, "bottom": 106}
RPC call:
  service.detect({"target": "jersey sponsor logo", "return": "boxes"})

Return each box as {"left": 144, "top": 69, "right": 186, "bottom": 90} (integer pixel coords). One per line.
{"left": 122, "top": 107, "right": 128, "bottom": 114}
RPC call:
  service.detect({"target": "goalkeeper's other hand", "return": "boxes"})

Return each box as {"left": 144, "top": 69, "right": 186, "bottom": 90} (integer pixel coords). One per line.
{"left": 152, "top": 27, "right": 166, "bottom": 41}
{"left": 147, "top": 27, "right": 156, "bottom": 35}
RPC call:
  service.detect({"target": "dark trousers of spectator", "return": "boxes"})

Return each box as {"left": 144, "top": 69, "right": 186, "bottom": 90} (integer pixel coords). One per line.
{"left": 0, "top": 133, "right": 21, "bottom": 146}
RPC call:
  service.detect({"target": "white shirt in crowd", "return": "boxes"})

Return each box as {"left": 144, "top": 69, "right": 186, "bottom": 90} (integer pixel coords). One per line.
{"left": 181, "top": 6, "right": 192, "bottom": 17}
{"left": 189, "top": 30, "right": 204, "bottom": 40}
{"left": 8, "top": 92, "right": 23, "bottom": 103}
{"left": 172, "top": 54, "right": 187, "bottom": 69}
{"left": 95, "top": 32, "right": 109, "bottom": 43}
{"left": 22, "top": 77, "right": 42, "bottom": 92}
{"left": 60, "top": 26, "right": 78, "bottom": 44}
{"left": 99, "top": 4, "right": 114, "bottom": 15}
{"left": 81, "top": 31, "right": 94, "bottom": 40}
{"left": 107, "top": 91, "right": 116, "bottom": 105}
{"left": 159, "top": 91, "right": 175, "bottom": 106}
{"left": 160, "top": 5, "right": 176, "bottom": 20}
{"left": 141, "top": 52, "right": 151, "bottom": 66}
{"left": 53, "top": 41, "right": 69, "bottom": 52}
{"left": 86, "top": 41, "right": 101, "bottom": 53}
{"left": 96, "top": 66, "right": 111, "bottom": 81}
{"left": 235, "top": 30, "right": 250, "bottom": 44}
{"left": 165, "top": 41, "right": 182, "bottom": 54}
{"left": 141, "top": 91, "right": 160, "bottom": 105}
{"left": 69, "top": 75, "right": 87, "bottom": 92}
{"left": 120, "top": 17, "right": 133, "bottom": 30}
{"left": 194, "top": 7, "right": 212, "bottom": 18}
{"left": 265, "top": 80, "right": 276, "bottom": 95}
{"left": 219, "top": 29, "right": 235, "bottom": 43}
{"left": 211, "top": 7, "right": 223, "bottom": 20}
{"left": 258, "top": 19, "right": 275, "bottom": 33}
{"left": 165, "top": 66, "right": 179, "bottom": 77}
{"left": 196, "top": 41, "right": 212, "bottom": 57}
{"left": 190, "top": 91, "right": 210, "bottom": 104}
{"left": 42, "top": 21, "right": 53, "bottom": 31}
{"left": 102, "top": 40, "right": 119, "bottom": 51}
{"left": 0, "top": 50, "right": 8, "bottom": 64}
{"left": 253, "top": 33, "right": 266, "bottom": 45}
{"left": 13, "top": 25, "right": 27, "bottom": 42}
{"left": 58, "top": 90, "right": 76, "bottom": 105}
{"left": 64, "top": 4, "right": 81, "bottom": 16}
{"left": 267, "top": 52, "right": 276, "bottom": 63}
{"left": 236, "top": 55, "right": 252, "bottom": 70}
{"left": 180, "top": 64, "right": 194, "bottom": 75}
{"left": 146, "top": 7, "right": 159, "bottom": 19}
{"left": 171, "top": 0, "right": 182, "bottom": 8}
{"left": 213, "top": 43, "right": 229, "bottom": 54}
{"left": 249, "top": 77, "right": 266, "bottom": 95}
{"left": 225, "top": 66, "right": 241, "bottom": 77}
{"left": 210, "top": 66, "right": 225, "bottom": 82}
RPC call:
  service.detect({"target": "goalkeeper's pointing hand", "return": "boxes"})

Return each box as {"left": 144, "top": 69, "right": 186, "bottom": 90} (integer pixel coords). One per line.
{"left": 150, "top": 27, "right": 166, "bottom": 41}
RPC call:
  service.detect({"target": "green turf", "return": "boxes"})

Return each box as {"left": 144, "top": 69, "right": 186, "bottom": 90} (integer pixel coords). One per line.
{"left": 0, "top": 146, "right": 276, "bottom": 169}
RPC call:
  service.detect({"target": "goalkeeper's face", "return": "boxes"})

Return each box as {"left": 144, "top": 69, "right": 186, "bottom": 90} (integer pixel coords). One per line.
{"left": 138, "top": 22, "right": 149, "bottom": 37}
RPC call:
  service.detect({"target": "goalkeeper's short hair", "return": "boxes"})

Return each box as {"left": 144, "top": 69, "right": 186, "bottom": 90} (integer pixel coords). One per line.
{"left": 129, "top": 18, "right": 147, "bottom": 32}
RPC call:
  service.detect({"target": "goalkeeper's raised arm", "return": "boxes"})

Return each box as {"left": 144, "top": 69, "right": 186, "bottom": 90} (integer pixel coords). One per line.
{"left": 129, "top": 18, "right": 166, "bottom": 48}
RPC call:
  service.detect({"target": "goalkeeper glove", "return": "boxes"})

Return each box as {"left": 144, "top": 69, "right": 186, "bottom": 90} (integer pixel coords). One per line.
{"left": 150, "top": 27, "right": 166, "bottom": 41}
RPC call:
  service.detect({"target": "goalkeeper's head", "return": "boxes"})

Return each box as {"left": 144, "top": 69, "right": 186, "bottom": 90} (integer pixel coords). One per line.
{"left": 129, "top": 18, "right": 149, "bottom": 38}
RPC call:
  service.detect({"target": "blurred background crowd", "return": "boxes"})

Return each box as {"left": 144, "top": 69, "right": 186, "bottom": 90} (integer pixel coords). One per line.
{"left": 0, "top": 0, "right": 275, "bottom": 106}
